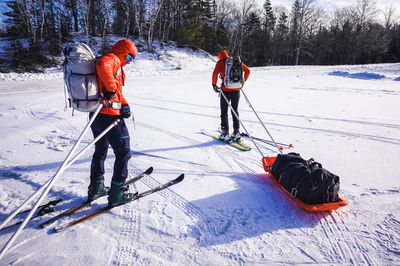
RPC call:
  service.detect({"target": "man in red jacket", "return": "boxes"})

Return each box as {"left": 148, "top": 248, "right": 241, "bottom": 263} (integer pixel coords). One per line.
{"left": 88, "top": 39, "right": 137, "bottom": 207}
{"left": 212, "top": 50, "right": 250, "bottom": 141}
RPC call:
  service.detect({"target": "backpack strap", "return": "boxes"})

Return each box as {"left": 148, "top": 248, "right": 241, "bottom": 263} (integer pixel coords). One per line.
{"left": 113, "top": 65, "right": 124, "bottom": 86}
{"left": 105, "top": 52, "right": 125, "bottom": 86}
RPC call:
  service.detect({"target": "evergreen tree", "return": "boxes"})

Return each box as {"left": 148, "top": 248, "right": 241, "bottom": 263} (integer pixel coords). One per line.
{"left": 388, "top": 23, "right": 400, "bottom": 61}
{"left": 112, "top": 0, "right": 128, "bottom": 36}
{"left": 178, "top": 0, "right": 204, "bottom": 47}
{"left": 242, "top": 11, "right": 263, "bottom": 66}
{"left": 214, "top": 23, "right": 230, "bottom": 53}
{"left": 274, "top": 11, "right": 289, "bottom": 65}
{"left": 262, "top": 0, "right": 276, "bottom": 65}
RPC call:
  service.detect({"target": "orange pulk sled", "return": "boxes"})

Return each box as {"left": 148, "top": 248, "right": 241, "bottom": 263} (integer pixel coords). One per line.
{"left": 221, "top": 87, "right": 348, "bottom": 213}
{"left": 262, "top": 157, "right": 348, "bottom": 213}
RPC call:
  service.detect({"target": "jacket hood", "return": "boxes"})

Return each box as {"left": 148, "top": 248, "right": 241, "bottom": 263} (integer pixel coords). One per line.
{"left": 218, "top": 50, "right": 229, "bottom": 60}
{"left": 107, "top": 39, "right": 137, "bottom": 66}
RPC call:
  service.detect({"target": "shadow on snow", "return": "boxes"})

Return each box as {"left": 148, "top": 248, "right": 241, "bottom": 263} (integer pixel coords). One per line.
{"left": 188, "top": 172, "right": 330, "bottom": 246}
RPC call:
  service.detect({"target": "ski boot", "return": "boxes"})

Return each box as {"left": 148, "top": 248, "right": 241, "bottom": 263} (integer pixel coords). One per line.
{"left": 219, "top": 129, "right": 230, "bottom": 141}
{"left": 88, "top": 180, "right": 110, "bottom": 201}
{"left": 231, "top": 130, "right": 241, "bottom": 141}
{"left": 108, "top": 181, "right": 137, "bottom": 207}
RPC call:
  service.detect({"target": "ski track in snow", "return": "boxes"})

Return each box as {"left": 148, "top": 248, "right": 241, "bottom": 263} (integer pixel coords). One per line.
{"left": 104, "top": 120, "right": 280, "bottom": 264}
{"left": 131, "top": 99, "right": 400, "bottom": 146}
{"left": 89, "top": 99, "right": 390, "bottom": 264}
{"left": 1, "top": 62, "right": 400, "bottom": 265}
{"left": 133, "top": 95, "right": 400, "bottom": 130}
{"left": 11, "top": 106, "right": 382, "bottom": 265}
{"left": 121, "top": 121, "right": 313, "bottom": 264}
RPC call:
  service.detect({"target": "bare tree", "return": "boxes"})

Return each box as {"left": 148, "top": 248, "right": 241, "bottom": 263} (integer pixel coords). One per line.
{"left": 215, "top": 0, "right": 235, "bottom": 25}
{"left": 78, "top": 0, "right": 90, "bottom": 43}
{"left": 229, "top": 0, "right": 256, "bottom": 55}
{"left": 383, "top": 4, "right": 399, "bottom": 29}
{"left": 39, "top": 0, "right": 46, "bottom": 46}
{"left": 146, "top": 0, "right": 163, "bottom": 51}
{"left": 126, "top": 0, "right": 131, "bottom": 37}
{"left": 102, "top": 0, "right": 111, "bottom": 51}
{"left": 351, "top": 0, "right": 378, "bottom": 63}
{"left": 290, "top": 0, "right": 316, "bottom": 65}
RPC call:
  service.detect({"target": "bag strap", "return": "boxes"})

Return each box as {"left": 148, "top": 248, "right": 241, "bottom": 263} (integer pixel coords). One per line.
{"left": 113, "top": 65, "right": 124, "bottom": 86}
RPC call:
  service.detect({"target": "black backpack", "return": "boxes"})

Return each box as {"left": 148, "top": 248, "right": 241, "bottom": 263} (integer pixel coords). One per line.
{"left": 224, "top": 56, "right": 243, "bottom": 88}
{"left": 271, "top": 152, "right": 340, "bottom": 204}
{"left": 230, "top": 57, "right": 243, "bottom": 82}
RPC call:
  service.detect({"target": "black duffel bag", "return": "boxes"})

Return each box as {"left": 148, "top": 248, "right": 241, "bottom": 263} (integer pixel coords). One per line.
{"left": 271, "top": 152, "right": 340, "bottom": 204}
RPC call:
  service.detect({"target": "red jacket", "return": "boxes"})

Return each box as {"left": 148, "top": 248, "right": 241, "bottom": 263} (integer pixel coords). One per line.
{"left": 212, "top": 50, "right": 250, "bottom": 91}
{"left": 96, "top": 39, "right": 137, "bottom": 116}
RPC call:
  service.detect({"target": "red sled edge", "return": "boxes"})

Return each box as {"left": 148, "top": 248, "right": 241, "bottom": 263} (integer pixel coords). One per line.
{"left": 262, "top": 156, "right": 348, "bottom": 213}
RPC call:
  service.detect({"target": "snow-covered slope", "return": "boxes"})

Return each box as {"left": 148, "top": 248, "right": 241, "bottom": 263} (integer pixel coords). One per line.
{"left": 0, "top": 44, "right": 399, "bottom": 265}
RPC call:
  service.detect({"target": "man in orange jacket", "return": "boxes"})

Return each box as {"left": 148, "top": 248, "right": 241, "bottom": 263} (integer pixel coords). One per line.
{"left": 212, "top": 50, "right": 250, "bottom": 141}
{"left": 88, "top": 39, "right": 137, "bottom": 207}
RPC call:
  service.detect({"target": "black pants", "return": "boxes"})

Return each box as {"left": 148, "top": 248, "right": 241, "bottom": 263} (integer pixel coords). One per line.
{"left": 89, "top": 113, "right": 131, "bottom": 184}
{"left": 220, "top": 90, "right": 240, "bottom": 132}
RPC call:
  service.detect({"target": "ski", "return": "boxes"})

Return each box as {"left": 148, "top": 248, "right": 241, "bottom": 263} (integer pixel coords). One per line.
{"left": 230, "top": 137, "right": 252, "bottom": 150}
{"left": 54, "top": 173, "right": 184, "bottom": 233}
{"left": 0, "top": 199, "right": 62, "bottom": 231}
{"left": 201, "top": 129, "right": 251, "bottom": 151}
{"left": 240, "top": 132, "right": 293, "bottom": 149}
{"left": 40, "top": 167, "right": 153, "bottom": 228}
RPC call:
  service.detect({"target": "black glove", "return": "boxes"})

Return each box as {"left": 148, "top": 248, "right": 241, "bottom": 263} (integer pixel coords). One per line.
{"left": 212, "top": 84, "right": 219, "bottom": 93}
{"left": 120, "top": 104, "right": 131, "bottom": 118}
{"left": 102, "top": 88, "right": 117, "bottom": 101}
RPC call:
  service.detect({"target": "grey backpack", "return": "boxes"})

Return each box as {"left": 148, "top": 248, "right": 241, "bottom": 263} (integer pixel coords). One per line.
{"left": 63, "top": 43, "right": 101, "bottom": 112}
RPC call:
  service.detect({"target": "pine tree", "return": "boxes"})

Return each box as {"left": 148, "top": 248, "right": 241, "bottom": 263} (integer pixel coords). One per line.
{"left": 112, "top": 0, "right": 127, "bottom": 36}
{"left": 242, "top": 11, "right": 263, "bottom": 66}
{"left": 274, "top": 11, "right": 289, "bottom": 65}
{"left": 262, "top": 0, "right": 276, "bottom": 65}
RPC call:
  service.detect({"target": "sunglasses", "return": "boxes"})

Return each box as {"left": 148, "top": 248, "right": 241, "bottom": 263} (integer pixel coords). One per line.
{"left": 125, "top": 53, "right": 135, "bottom": 62}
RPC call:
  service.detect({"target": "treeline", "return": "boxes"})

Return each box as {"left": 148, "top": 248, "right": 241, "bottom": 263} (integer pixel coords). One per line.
{"left": 1, "top": 0, "right": 399, "bottom": 72}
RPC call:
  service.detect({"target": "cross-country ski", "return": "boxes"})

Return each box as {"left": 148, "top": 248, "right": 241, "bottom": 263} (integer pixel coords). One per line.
{"left": 1, "top": 17, "right": 399, "bottom": 265}
{"left": 39, "top": 167, "right": 153, "bottom": 228}
{"left": 200, "top": 129, "right": 251, "bottom": 151}
{"left": 54, "top": 174, "right": 184, "bottom": 233}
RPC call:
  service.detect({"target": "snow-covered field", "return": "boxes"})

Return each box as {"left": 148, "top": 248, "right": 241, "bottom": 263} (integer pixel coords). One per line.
{"left": 0, "top": 44, "right": 399, "bottom": 265}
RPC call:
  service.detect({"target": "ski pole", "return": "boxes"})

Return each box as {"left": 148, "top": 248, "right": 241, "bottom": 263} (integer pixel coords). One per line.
{"left": 0, "top": 101, "right": 107, "bottom": 260}
{"left": 240, "top": 133, "right": 293, "bottom": 149}
{"left": 16, "top": 199, "right": 63, "bottom": 216}
{"left": 0, "top": 199, "right": 62, "bottom": 231}
{"left": 0, "top": 116, "right": 117, "bottom": 232}
{"left": 240, "top": 88, "right": 283, "bottom": 155}
{"left": 218, "top": 88, "right": 265, "bottom": 158}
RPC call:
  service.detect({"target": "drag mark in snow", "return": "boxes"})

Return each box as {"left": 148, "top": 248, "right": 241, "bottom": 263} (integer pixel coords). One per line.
{"left": 293, "top": 86, "right": 400, "bottom": 95}
{"left": 134, "top": 101, "right": 400, "bottom": 145}
{"left": 133, "top": 96, "right": 400, "bottom": 130}
{"left": 376, "top": 214, "right": 400, "bottom": 260}
{"left": 261, "top": 121, "right": 400, "bottom": 145}
{"left": 317, "top": 212, "right": 372, "bottom": 265}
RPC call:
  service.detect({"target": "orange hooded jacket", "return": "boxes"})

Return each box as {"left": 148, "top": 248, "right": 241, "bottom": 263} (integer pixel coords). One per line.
{"left": 96, "top": 39, "right": 137, "bottom": 116}
{"left": 212, "top": 50, "right": 250, "bottom": 91}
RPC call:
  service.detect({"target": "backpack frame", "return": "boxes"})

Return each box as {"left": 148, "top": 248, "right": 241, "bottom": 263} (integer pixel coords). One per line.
{"left": 63, "top": 43, "right": 101, "bottom": 113}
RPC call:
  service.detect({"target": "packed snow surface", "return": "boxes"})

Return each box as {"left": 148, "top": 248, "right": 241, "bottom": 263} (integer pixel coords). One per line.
{"left": 0, "top": 42, "right": 399, "bottom": 265}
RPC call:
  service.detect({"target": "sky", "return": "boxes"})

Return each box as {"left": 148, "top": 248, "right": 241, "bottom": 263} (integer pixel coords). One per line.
{"left": 269, "top": 0, "right": 399, "bottom": 11}
{"left": 264, "top": 0, "right": 400, "bottom": 23}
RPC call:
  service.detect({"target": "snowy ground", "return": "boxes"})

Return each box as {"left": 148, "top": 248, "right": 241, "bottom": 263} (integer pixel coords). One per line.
{"left": 0, "top": 45, "right": 399, "bottom": 265}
